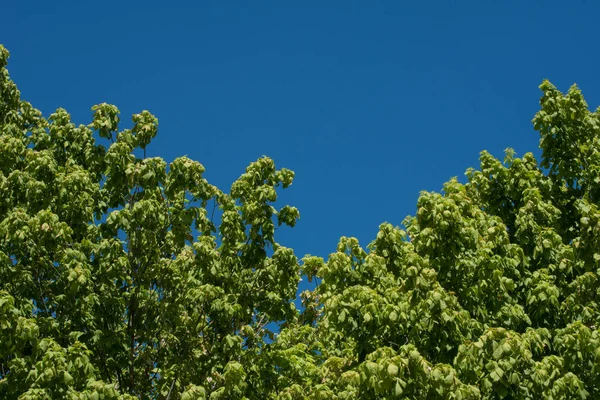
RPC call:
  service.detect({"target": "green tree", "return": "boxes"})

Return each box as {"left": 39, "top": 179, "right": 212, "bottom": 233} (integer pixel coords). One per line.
{"left": 0, "top": 44, "right": 599, "bottom": 399}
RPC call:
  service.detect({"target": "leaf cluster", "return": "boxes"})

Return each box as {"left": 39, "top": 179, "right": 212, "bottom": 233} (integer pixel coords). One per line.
{"left": 1, "top": 46, "right": 599, "bottom": 399}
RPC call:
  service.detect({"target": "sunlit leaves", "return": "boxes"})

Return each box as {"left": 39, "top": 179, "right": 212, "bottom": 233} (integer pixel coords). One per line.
{"left": 0, "top": 44, "right": 302, "bottom": 399}
{"left": 1, "top": 43, "right": 600, "bottom": 398}
{"left": 90, "top": 103, "right": 120, "bottom": 141}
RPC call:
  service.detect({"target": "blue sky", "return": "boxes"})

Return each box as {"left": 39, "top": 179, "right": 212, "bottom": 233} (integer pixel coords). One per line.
{"left": 2, "top": 0, "right": 599, "bottom": 267}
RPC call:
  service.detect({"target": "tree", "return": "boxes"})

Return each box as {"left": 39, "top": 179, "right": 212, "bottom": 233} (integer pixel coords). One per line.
{"left": 0, "top": 44, "right": 598, "bottom": 399}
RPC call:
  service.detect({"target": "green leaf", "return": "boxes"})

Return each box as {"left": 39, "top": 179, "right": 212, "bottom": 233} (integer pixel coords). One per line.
{"left": 395, "top": 381, "right": 403, "bottom": 396}
{"left": 63, "top": 371, "right": 73, "bottom": 384}
{"left": 387, "top": 364, "right": 398, "bottom": 377}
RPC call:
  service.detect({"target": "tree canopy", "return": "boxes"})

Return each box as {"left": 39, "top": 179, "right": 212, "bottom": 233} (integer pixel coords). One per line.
{"left": 0, "top": 44, "right": 599, "bottom": 399}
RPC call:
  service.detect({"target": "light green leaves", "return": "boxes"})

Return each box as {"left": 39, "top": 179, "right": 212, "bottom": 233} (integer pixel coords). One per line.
{"left": 1, "top": 43, "right": 600, "bottom": 399}
{"left": 131, "top": 110, "right": 158, "bottom": 149}
{"left": 90, "top": 103, "right": 120, "bottom": 140}
{"left": 277, "top": 205, "right": 300, "bottom": 227}
{"left": 0, "top": 44, "right": 304, "bottom": 399}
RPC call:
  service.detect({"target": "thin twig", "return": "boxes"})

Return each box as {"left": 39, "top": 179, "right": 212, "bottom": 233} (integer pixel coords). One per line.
{"left": 165, "top": 375, "right": 177, "bottom": 400}
{"left": 211, "top": 197, "right": 217, "bottom": 225}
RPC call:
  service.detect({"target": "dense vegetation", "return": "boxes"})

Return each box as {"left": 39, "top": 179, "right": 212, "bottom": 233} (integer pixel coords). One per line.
{"left": 0, "top": 44, "right": 599, "bottom": 399}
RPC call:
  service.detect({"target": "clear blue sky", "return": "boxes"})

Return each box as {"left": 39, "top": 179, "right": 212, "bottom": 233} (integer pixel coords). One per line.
{"left": 2, "top": 0, "right": 599, "bottom": 265}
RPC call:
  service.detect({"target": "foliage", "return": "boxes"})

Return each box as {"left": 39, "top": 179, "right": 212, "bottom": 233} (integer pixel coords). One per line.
{"left": 0, "top": 44, "right": 599, "bottom": 399}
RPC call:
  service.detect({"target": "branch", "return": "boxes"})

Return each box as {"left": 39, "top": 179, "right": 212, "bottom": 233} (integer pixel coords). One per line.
{"left": 165, "top": 375, "right": 177, "bottom": 400}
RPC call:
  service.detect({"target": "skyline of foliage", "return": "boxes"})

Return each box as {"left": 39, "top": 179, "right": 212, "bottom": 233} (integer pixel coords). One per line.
{"left": 1, "top": 44, "right": 599, "bottom": 399}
